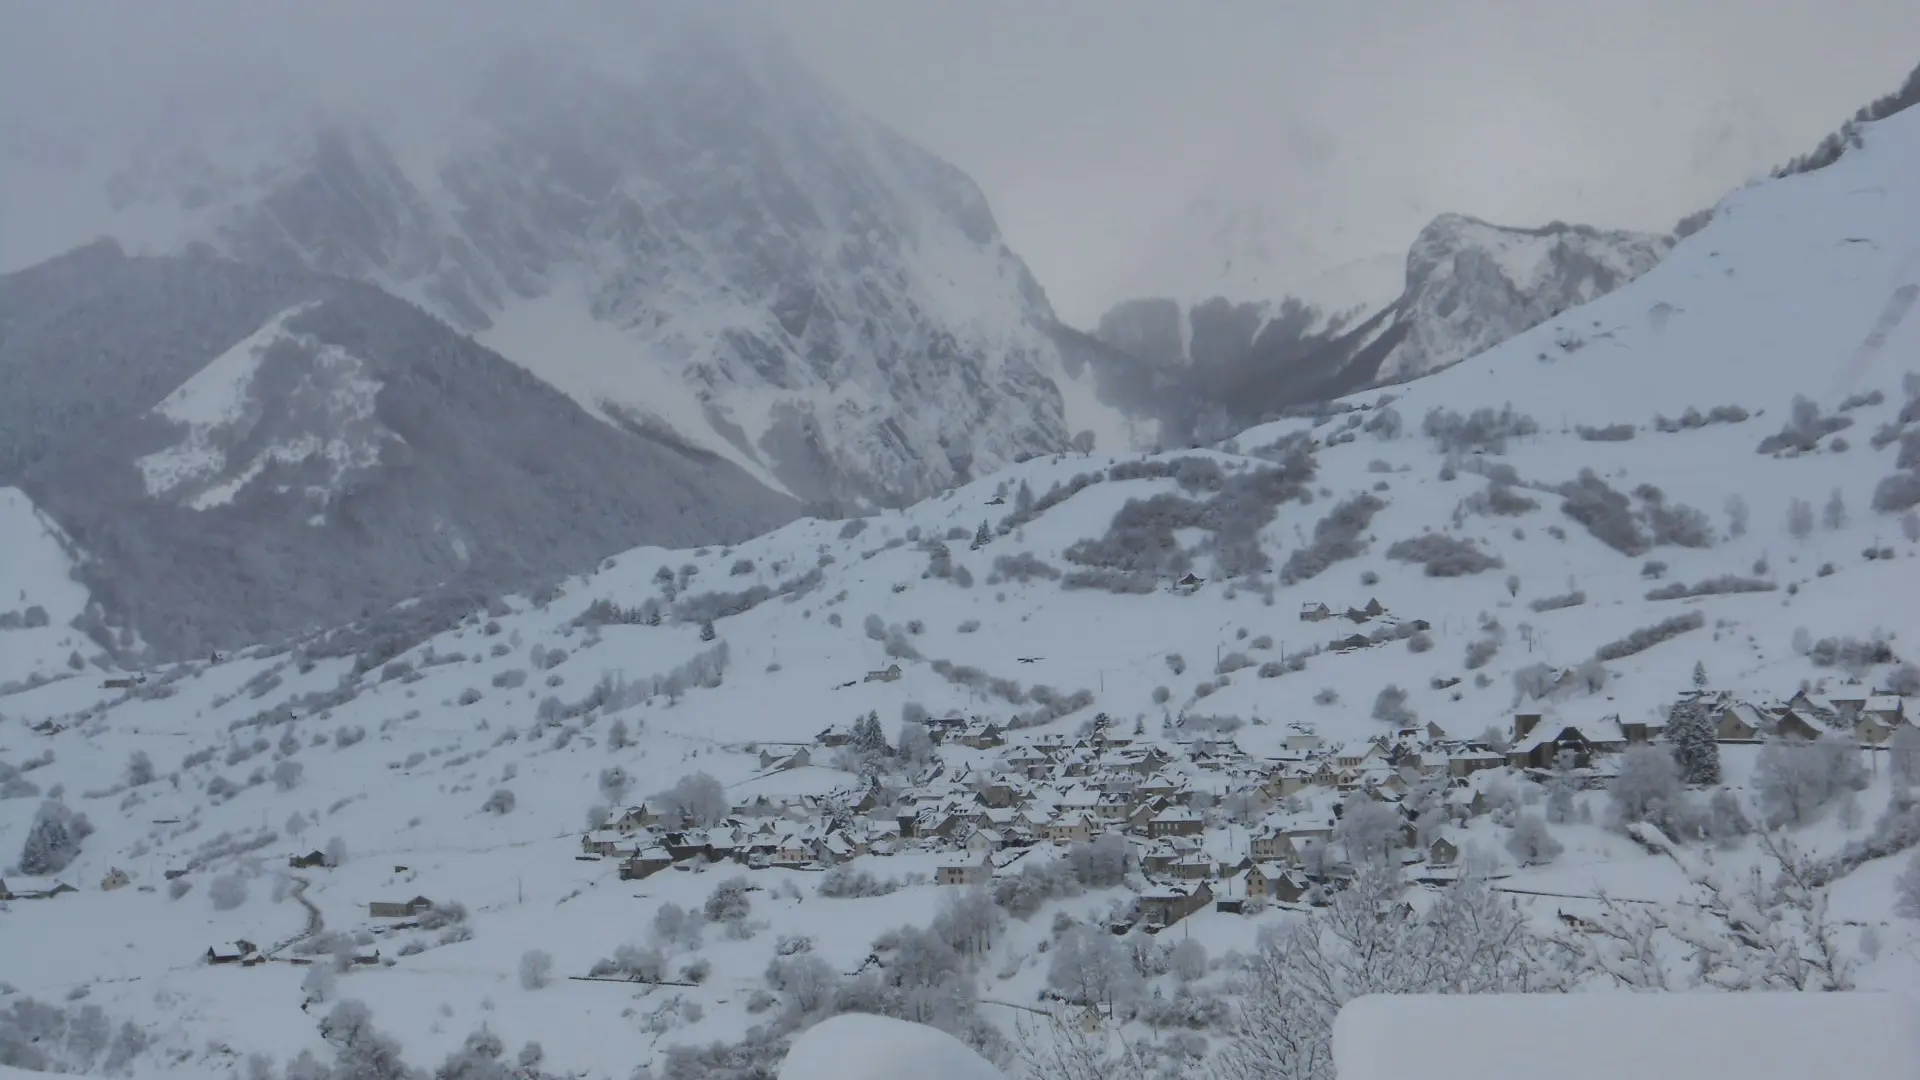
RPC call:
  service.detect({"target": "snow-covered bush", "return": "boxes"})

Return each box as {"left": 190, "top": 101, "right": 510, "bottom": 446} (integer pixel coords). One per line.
{"left": 1386, "top": 533, "right": 1504, "bottom": 577}
{"left": 519, "top": 949, "right": 553, "bottom": 990}
{"left": 209, "top": 871, "right": 250, "bottom": 911}
{"left": 1594, "top": 612, "right": 1704, "bottom": 661}
{"left": 16, "top": 799, "right": 92, "bottom": 876}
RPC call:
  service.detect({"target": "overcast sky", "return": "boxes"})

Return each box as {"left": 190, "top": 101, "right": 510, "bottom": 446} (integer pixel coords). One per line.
{"left": 772, "top": 1, "right": 1920, "bottom": 323}
{"left": 4, "top": 1, "right": 1916, "bottom": 325}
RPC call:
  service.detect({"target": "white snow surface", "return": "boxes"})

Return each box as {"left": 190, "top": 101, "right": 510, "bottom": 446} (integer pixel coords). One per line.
{"left": 0, "top": 488, "right": 97, "bottom": 686}
{"left": 1, "top": 105, "right": 1920, "bottom": 1080}
{"left": 1333, "top": 991, "right": 1920, "bottom": 1080}
{"left": 778, "top": 1014, "right": 1008, "bottom": 1080}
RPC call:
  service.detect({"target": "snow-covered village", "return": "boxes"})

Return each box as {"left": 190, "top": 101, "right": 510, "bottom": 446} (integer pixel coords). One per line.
{"left": 6, "top": 7, "right": 1920, "bottom": 1080}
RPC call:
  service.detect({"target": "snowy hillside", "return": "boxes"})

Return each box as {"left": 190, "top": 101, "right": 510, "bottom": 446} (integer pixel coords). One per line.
{"left": 1092, "top": 213, "right": 1670, "bottom": 444}
{"left": 0, "top": 12, "right": 1129, "bottom": 509}
{"left": 4, "top": 99, "right": 1920, "bottom": 1080}
{"left": 0, "top": 488, "right": 98, "bottom": 689}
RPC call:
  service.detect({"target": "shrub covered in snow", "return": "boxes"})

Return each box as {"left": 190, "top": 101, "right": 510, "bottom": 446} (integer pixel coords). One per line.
{"left": 1594, "top": 612, "right": 1705, "bottom": 661}
{"left": 1385, "top": 533, "right": 1504, "bottom": 577}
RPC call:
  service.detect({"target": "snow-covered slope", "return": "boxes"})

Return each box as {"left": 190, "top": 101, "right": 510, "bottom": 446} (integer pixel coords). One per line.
{"left": 3, "top": 103, "right": 1920, "bottom": 1080}
{"left": 0, "top": 13, "right": 1126, "bottom": 508}
{"left": 0, "top": 488, "right": 97, "bottom": 689}
{"left": 1381, "top": 213, "right": 1673, "bottom": 384}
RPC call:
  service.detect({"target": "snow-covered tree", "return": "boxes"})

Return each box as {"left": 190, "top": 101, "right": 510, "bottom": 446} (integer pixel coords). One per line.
{"left": 1786, "top": 497, "right": 1814, "bottom": 540}
{"left": 16, "top": 799, "right": 93, "bottom": 876}
{"left": 656, "top": 771, "right": 729, "bottom": 828}
{"left": 1066, "top": 833, "right": 1130, "bottom": 887}
{"left": 1823, "top": 488, "right": 1848, "bottom": 531}
{"left": 895, "top": 721, "right": 934, "bottom": 765}
{"left": 1371, "top": 684, "right": 1415, "bottom": 725}
{"left": 1167, "top": 937, "right": 1208, "bottom": 982}
{"left": 1754, "top": 731, "right": 1867, "bottom": 827}
{"left": 1607, "top": 745, "right": 1683, "bottom": 829}
{"left": 1335, "top": 800, "right": 1404, "bottom": 865}
{"left": 325, "top": 836, "right": 349, "bottom": 867}
{"left": 314, "top": 999, "right": 416, "bottom": 1080}
{"left": 1506, "top": 813, "right": 1563, "bottom": 865}
{"left": 1891, "top": 724, "right": 1920, "bottom": 792}
{"left": 1664, "top": 697, "right": 1722, "bottom": 785}
{"left": 210, "top": 871, "right": 250, "bottom": 911}
{"left": 1896, "top": 853, "right": 1920, "bottom": 920}
{"left": 1048, "top": 923, "right": 1141, "bottom": 1017}
{"left": 272, "top": 759, "right": 305, "bottom": 792}
{"left": 598, "top": 766, "right": 632, "bottom": 805}
{"left": 1692, "top": 661, "right": 1708, "bottom": 688}
{"left": 125, "top": 751, "right": 154, "bottom": 788}
{"left": 519, "top": 949, "right": 553, "bottom": 990}
{"left": 931, "top": 886, "right": 1003, "bottom": 959}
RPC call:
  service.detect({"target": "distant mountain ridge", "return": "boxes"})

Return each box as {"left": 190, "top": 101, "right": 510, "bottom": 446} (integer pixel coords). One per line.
{"left": 1090, "top": 212, "right": 1672, "bottom": 443}
{"left": 0, "top": 242, "right": 795, "bottom": 661}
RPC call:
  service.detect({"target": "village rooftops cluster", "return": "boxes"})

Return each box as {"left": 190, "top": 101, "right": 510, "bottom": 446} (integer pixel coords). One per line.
{"left": 569, "top": 678, "right": 1912, "bottom": 931}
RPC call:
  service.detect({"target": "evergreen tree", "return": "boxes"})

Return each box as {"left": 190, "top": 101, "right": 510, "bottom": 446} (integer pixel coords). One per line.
{"left": 699, "top": 620, "right": 716, "bottom": 642}
{"left": 1692, "top": 661, "right": 1708, "bottom": 689}
{"left": 1665, "top": 698, "right": 1722, "bottom": 785}
{"left": 853, "top": 711, "right": 890, "bottom": 757}
{"left": 970, "top": 520, "right": 991, "bottom": 551}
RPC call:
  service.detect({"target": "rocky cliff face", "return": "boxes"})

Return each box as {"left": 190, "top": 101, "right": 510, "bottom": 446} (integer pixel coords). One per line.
{"left": 1089, "top": 213, "right": 1672, "bottom": 443}
{"left": 3, "top": 14, "right": 1121, "bottom": 510}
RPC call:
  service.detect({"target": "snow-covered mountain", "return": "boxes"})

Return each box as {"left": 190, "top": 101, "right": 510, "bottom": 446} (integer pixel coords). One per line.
{"left": 0, "top": 242, "right": 794, "bottom": 664}
{"left": 3, "top": 94, "right": 1920, "bottom": 1080}
{"left": 0, "top": 13, "right": 1126, "bottom": 510}
{"left": 1092, "top": 213, "right": 1671, "bottom": 443}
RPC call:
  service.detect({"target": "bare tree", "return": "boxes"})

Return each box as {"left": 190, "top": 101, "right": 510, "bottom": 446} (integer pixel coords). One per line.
{"left": 1216, "top": 861, "right": 1555, "bottom": 1080}
{"left": 1555, "top": 823, "right": 1854, "bottom": 991}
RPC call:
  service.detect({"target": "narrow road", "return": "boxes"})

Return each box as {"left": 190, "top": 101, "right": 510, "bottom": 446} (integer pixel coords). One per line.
{"left": 267, "top": 873, "right": 324, "bottom": 957}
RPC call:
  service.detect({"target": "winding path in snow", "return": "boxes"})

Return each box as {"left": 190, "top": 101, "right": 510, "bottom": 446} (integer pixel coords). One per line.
{"left": 267, "top": 873, "right": 324, "bottom": 957}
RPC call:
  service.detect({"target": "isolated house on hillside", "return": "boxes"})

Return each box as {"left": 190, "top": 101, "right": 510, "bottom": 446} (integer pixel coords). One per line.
{"left": 1300, "top": 602, "right": 1332, "bottom": 622}
{"left": 205, "top": 940, "right": 260, "bottom": 965}
{"left": 368, "top": 896, "right": 434, "bottom": 919}
{"left": 864, "top": 664, "right": 903, "bottom": 683}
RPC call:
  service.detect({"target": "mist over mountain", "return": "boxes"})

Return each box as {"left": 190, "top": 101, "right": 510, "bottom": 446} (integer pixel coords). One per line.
{"left": 2, "top": 11, "right": 1127, "bottom": 513}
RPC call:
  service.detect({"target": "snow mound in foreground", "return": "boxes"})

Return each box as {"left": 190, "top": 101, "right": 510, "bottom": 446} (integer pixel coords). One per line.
{"left": 1333, "top": 992, "right": 1920, "bottom": 1080}
{"left": 778, "top": 1015, "right": 1007, "bottom": 1080}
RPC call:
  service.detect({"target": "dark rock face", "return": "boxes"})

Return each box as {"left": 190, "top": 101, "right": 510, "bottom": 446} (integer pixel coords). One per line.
{"left": 1, "top": 244, "right": 796, "bottom": 660}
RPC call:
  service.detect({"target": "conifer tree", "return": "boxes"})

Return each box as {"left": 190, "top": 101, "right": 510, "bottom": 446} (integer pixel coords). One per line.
{"left": 1665, "top": 697, "right": 1722, "bottom": 785}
